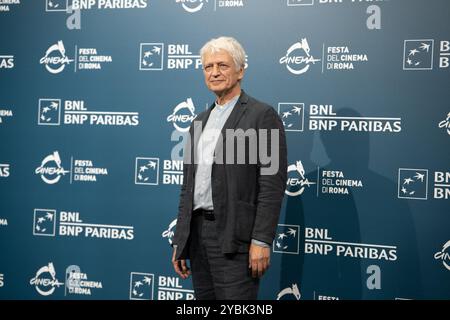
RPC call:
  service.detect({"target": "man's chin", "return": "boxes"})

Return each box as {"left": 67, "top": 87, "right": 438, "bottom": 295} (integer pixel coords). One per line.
{"left": 210, "top": 88, "right": 226, "bottom": 96}
{"left": 208, "top": 84, "right": 239, "bottom": 98}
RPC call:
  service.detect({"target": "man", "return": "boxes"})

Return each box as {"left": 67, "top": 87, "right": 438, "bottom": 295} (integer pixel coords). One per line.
{"left": 171, "top": 36, "right": 287, "bottom": 300}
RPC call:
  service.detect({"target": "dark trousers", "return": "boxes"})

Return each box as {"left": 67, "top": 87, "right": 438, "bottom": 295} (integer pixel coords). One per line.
{"left": 189, "top": 213, "right": 259, "bottom": 300}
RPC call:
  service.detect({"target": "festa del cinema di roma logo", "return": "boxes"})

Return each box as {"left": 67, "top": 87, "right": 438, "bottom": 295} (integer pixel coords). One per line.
{"left": 177, "top": 0, "right": 208, "bottom": 13}
{"left": 35, "top": 151, "right": 69, "bottom": 184}
{"left": 279, "top": 38, "right": 320, "bottom": 75}
{"left": 29, "top": 262, "right": 64, "bottom": 296}
{"left": 40, "top": 40, "right": 73, "bottom": 74}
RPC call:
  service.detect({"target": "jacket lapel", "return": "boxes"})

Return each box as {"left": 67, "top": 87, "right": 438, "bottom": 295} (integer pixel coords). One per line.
{"left": 192, "top": 103, "right": 214, "bottom": 174}
{"left": 214, "top": 91, "right": 249, "bottom": 161}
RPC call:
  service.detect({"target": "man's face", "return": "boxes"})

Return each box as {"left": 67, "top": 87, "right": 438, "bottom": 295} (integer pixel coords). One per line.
{"left": 202, "top": 49, "right": 244, "bottom": 96}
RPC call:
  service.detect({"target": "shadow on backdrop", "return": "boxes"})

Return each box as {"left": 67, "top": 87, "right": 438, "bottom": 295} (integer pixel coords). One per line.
{"left": 280, "top": 108, "right": 422, "bottom": 300}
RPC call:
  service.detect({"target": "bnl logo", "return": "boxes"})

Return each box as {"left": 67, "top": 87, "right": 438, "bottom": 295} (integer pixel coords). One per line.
{"left": 403, "top": 39, "right": 450, "bottom": 70}
{"left": 403, "top": 40, "right": 434, "bottom": 70}
{"left": 38, "top": 99, "right": 61, "bottom": 125}
{"left": 139, "top": 43, "right": 164, "bottom": 70}
{"left": 287, "top": 0, "right": 314, "bottom": 6}
{"left": 135, "top": 157, "right": 159, "bottom": 185}
{"left": 130, "top": 273, "right": 154, "bottom": 300}
{"left": 46, "top": 0, "right": 69, "bottom": 12}
{"left": 397, "top": 169, "right": 428, "bottom": 200}
{"left": 278, "top": 103, "right": 304, "bottom": 132}
{"left": 273, "top": 224, "right": 300, "bottom": 254}
{"left": 33, "top": 209, "right": 57, "bottom": 236}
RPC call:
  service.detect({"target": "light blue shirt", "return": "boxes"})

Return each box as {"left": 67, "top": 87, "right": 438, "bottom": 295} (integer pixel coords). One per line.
{"left": 193, "top": 95, "right": 239, "bottom": 210}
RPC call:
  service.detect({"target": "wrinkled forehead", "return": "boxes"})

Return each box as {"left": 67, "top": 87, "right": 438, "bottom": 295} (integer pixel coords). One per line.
{"left": 202, "top": 49, "right": 233, "bottom": 64}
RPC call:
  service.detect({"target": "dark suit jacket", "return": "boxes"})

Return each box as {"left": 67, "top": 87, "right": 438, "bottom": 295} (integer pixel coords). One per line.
{"left": 172, "top": 91, "right": 287, "bottom": 259}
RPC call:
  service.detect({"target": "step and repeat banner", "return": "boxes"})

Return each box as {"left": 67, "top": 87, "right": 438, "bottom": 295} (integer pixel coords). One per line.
{"left": 0, "top": 0, "right": 449, "bottom": 300}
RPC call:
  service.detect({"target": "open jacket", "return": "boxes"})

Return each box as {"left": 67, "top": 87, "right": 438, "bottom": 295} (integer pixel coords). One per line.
{"left": 172, "top": 91, "right": 287, "bottom": 259}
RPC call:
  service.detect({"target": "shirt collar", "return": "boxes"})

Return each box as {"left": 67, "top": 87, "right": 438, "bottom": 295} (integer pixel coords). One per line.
{"left": 214, "top": 94, "right": 240, "bottom": 110}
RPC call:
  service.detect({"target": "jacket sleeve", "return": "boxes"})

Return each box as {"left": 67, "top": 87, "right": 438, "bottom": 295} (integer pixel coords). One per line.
{"left": 171, "top": 130, "right": 193, "bottom": 248}
{"left": 252, "top": 107, "right": 288, "bottom": 244}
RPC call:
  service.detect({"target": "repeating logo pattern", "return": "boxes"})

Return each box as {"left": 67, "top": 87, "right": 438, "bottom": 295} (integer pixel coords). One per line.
{"left": 397, "top": 169, "right": 428, "bottom": 200}
{"left": 273, "top": 224, "right": 300, "bottom": 254}
{"left": 135, "top": 158, "right": 159, "bottom": 185}
{"left": 130, "top": 272, "right": 154, "bottom": 300}
{"left": 403, "top": 40, "right": 434, "bottom": 70}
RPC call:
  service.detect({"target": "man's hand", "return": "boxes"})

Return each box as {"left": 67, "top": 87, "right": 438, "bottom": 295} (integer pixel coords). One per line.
{"left": 172, "top": 247, "right": 191, "bottom": 279}
{"left": 249, "top": 243, "right": 271, "bottom": 278}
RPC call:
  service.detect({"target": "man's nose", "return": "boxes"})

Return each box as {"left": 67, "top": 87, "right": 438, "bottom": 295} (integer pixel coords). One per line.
{"left": 211, "top": 64, "right": 221, "bottom": 76}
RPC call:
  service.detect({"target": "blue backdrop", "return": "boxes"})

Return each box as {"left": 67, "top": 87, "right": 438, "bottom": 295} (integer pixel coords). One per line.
{"left": 0, "top": 0, "right": 449, "bottom": 300}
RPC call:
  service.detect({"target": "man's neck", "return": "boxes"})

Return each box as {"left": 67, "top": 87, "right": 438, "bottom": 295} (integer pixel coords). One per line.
{"left": 215, "top": 86, "right": 241, "bottom": 105}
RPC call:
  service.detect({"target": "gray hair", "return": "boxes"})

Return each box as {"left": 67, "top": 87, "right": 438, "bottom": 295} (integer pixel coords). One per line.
{"left": 200, "top": 36, "right": 246, "bottom": 71}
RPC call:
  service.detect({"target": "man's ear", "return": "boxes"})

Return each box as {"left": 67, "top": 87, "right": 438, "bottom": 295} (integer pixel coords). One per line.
{"left": 238, "top": 67, "right": 244, "bottom": 81}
